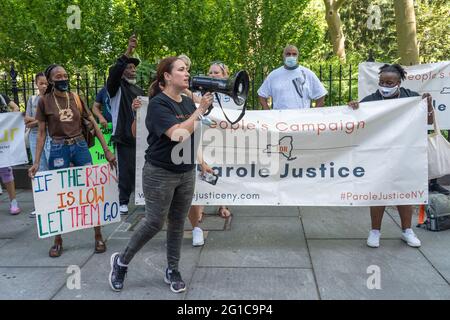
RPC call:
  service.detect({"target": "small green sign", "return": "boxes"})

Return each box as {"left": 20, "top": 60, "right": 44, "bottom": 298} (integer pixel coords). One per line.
{"left": 89, "top": 123, "right": 115, "bottom": 164}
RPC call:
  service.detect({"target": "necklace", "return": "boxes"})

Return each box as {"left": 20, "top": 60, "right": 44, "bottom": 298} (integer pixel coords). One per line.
{"left": 53, "top": 91, "right": 74, "bottom": 122}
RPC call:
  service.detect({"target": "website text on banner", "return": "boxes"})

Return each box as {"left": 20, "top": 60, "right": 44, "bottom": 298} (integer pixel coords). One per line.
{"left": 0, "top": 112, "right": 28, "bottom": 167}
{"left": 135, "top": 97, "right": 428, "bottom": 206}
{"left": 32, "top": 163, "right": 121, "bottom": 239}
{"left": 359, "top": 61, "right": 450, "bottom": 129}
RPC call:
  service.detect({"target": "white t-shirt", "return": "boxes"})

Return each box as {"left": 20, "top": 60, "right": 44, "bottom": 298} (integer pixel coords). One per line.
{"left": 257, "top": 65, "right": 327, "bottom": 110}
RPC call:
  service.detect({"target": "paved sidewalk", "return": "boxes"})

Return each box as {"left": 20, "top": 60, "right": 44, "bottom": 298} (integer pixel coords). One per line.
{"left": 1, "top": 189, "right": 450, "bottom": 300}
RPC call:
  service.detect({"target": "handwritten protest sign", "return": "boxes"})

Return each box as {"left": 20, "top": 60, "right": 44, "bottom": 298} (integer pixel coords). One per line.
{"left": 89, "top": 123, "right": 115, "bottom": 165}
{"left": 32, "top": 164, "right": 121, "bottom": 238}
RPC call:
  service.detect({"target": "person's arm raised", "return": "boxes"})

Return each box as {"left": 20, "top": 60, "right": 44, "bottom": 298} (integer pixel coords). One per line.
{"left": 107, "top": 35, "right": 137, "bottom": 97}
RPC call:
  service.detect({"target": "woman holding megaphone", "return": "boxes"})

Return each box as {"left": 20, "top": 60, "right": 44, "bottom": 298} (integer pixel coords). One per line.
{"left": 187, "top": 61, "right": 234, "bottom": 248}
{"left": 109, "top": 56, "right": 214, "bottom": 294}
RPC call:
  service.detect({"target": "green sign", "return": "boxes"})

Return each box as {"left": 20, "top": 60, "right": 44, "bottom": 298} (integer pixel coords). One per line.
{"left": 89, "top": 123, "right": 115, "bottom": 164}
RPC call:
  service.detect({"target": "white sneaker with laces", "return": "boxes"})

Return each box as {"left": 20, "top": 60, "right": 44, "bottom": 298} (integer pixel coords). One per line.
{"left": 367, "top": 230, "right": 380, "bottom": 248}
{"left": 119, "top": 205, "right": 129, "bottom": 215}
{"left": 192, "top": 227, "right": 204, "bottom": 247}
{"left": 401, "top": 229, "right": 421, "bottom": 247}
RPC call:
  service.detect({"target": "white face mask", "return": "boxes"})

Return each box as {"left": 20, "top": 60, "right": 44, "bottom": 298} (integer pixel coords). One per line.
{"left": 379, "top": 85, "right": 399, "bottom": 98}
{"left": 284, "top": 56, "right": 298, "bottom": 69}
{"left": 124, "top": 77, "right": 137, "bottom": 85}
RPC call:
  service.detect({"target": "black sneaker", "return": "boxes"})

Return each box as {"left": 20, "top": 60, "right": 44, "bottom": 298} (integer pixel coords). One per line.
{"left": 164, "top": 268, "right": 186, "bottom": 293}
{"left": 109, "top": 252, "right": 127, "bottom": 292}
{"left": 429, "top": 182, "right": 450, "bottom": 195}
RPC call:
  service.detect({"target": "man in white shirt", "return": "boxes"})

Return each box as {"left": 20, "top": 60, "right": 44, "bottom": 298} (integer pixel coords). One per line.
{"left": 258, "top": 45, "right": 327, "bottom": 110}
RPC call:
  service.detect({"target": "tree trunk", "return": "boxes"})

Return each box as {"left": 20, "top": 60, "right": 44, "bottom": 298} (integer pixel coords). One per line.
{"left": 323, "top": 0, "right": 346, "bottom": 62}
{"left": 394, "top": 0, "right": 420, "bottom": 65}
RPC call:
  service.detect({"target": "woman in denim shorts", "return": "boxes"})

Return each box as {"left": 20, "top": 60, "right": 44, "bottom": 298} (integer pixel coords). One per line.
{"left": 28, "top": 64, "right": 117, "bottom": 258}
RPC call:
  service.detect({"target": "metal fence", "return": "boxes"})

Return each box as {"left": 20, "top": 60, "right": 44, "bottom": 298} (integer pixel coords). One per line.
{"left": 1, "top": 63, "right": 359, "bottom": 111}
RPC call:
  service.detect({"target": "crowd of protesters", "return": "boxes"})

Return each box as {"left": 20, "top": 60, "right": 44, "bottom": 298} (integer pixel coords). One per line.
{"left": 0, "top": 37, "right": 446, "bottom": 294}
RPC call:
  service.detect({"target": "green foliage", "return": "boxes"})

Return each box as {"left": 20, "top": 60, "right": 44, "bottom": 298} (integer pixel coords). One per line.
{"left": 339, "top": 0, "right": 398, "bottom": 63}
{"left": 416, "top": 0, "right": 450, "bottom": 63}
{"left": 339, "top": 0, "right": 450, "bottom": 64}
{"left": 0, "top": 0, "right": 324, "bottom": 72}
{"left": 0, "top": 0, "right": 449, "bottom": 108}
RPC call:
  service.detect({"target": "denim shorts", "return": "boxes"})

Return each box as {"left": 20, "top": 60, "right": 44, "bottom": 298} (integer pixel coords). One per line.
{"left": 0, "top": 167, "right": 14, "bottom": 184}
{"left": 48, "top": 140, "right": 93, "bottom": 170}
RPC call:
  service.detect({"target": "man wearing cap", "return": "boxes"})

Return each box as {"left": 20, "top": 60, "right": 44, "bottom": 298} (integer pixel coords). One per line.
{"left": 107, "top": 34, "right": 145, "bottom": 214}
{"left": 258, "top": 45, "right": 327, "bottom": 110}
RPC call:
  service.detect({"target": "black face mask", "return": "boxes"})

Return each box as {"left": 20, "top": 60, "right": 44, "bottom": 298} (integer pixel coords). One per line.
{"left": 53, "top": 80, "right": 69, "bottom": 92}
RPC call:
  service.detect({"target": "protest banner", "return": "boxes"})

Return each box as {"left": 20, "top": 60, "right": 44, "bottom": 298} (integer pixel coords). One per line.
{"left": 135, "top": 97, "right": 149, "bottom": 205}
{"left": 359, "top": 61, "right": 450, "bottom": 129}
{"left": 135, "top": 97, "right": 428, "bottom": 206}
{"left": 0, "top": 112, "right": 28, "bottom": 167}
{"left": 89, "top": 123, "right": 115, "bottom": 165}
{"left": 32, "top": 163, "right": 120, "bottom": 238}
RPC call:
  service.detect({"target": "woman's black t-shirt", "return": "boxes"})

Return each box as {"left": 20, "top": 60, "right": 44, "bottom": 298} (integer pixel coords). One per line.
{"left": 145, "top": 93, "right": 198, "bottom": 173}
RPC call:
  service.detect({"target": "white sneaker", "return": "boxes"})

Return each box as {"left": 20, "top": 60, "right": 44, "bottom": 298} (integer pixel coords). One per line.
{"left": 0, "top": 184, "right": 3, "bottom": 195}
{"left": 29, "top": 210, "right": 36, "bottom": 218}
{"left": 401, "top": 229, "right": 421, "bottom": 248}
{"left": 367, "top": 230, "right": 380, "bottom": 248}
{"left": 119, "top": 205, "right": 129, "bottom": 215}
{"left": 192, "top": 227, "right": 204, "bottom": 247}
{"left": 9, "top": 199, "right": 21, "bottom": 215}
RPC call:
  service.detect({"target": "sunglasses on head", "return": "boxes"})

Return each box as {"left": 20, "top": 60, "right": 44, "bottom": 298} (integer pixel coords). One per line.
{"left": 211, "top": 61, "right": 226, "bottom": 72}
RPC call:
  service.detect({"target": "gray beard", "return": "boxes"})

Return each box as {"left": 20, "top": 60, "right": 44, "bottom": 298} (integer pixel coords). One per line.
{"left": 124, "top": 77, "right": 137, "bottom": 85}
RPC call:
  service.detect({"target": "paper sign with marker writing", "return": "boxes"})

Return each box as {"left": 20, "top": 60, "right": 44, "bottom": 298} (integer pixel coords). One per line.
{"left": 89, "top": 123, "right": 115, "bottom": 165}
{"left": 32, "top": 164, "right": 121, "bottom": 239}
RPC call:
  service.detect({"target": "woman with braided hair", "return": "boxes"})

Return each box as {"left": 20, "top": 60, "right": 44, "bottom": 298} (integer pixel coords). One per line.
{"left": 28, "top": 64, "right": 117, "bottom": 258}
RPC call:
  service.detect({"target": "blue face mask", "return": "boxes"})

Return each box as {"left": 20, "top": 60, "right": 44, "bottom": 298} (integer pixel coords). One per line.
{"left": 284, "top": 56, "right": 298, "bottom": 69}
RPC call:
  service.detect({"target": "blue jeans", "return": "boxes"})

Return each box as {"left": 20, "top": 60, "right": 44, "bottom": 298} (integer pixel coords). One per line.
{"left": 48, "top": 140, "right": 93, "bottom": 170}
{"left": 29, "top": 130, "right": 51, "bottom": 172}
